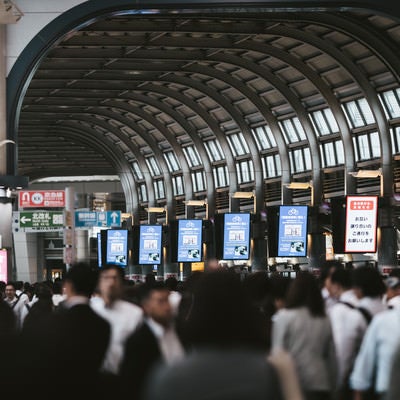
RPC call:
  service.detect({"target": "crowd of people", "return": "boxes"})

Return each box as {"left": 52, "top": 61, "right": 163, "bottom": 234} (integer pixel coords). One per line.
{"left": 0, "top": 260, "right": 400, "bottom": 400}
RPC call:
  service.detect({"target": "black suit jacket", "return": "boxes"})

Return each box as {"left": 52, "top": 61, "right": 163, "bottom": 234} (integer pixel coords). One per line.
{"left": 53, "top": 303, "right": 111, "bottom": 380}
{"left": 119, "top": 321, "right": 163, "bottom": 398}
{"left": 18, "top": 302, "right": 111, "bottom": 394}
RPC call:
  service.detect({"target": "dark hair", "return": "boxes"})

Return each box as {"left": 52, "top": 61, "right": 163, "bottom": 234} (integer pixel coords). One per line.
{"left": 99, "top": 264, "right": 125, "bottom": 281}
{"left": 180, "top": 270, "right": 268, "bottom": 351}
{"left": 319, "top": 260, "right": 344, "bottom": 285}
{"left": 64, "top": 262, "right": 98, "bottom": 297}
{"left": 269, "top": 274, "right": 292, "bottom": 300}
{"left": 330, "top": 268, "right": 352, "bottom": 289}
{"left": 138, "top": 281, "right": 168, "bottom": 304}
{"left": 165, "top": 276, "right": 179, "bottom": 291}
{"left": 242, "top": 271, "right": 270, "bottom": 304}
{"left": 285, "top": 271, "right": 325, "bottom": 317}
{"left": 351, "top": 266, "right": 386, "bottom": 297}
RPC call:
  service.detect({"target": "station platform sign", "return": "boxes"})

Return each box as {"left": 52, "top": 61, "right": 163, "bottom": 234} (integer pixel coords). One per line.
{"left": 75, "top": 211, "right": 121, "bottom": 229}
{"left": 19, "top": 190, "right": 65, "bottom": 208}
{"left": 13, "top": 211, "right": 64, "bottom": 232}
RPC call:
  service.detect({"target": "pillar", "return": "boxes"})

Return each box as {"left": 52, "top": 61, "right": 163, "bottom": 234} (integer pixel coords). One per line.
{"left": 378, "top": 226, "right": 397, "bottom": 269}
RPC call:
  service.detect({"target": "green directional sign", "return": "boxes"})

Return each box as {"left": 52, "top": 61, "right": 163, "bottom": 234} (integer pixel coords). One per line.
{"left": 14, "top": 211, "right": 64, "bottom": 232}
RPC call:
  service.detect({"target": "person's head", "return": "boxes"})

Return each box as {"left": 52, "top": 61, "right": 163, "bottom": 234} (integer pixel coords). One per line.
{"left": 328, "top": 268, "right": 352, "bottom": 299}
{"left": 241, "top": 271, "right": 270, "bottom": 306}
{"left": 269, "top": 274, "right": 292, "bottom": 311}
{"left": 285, "top": 271, "right": 325, "bottom": 317}
{"left": 385, "top": 276, "right": 400, "bottom": 301}
{"left": 351, "top": 266, "right": 386, "bottom": 299}
{"left": 145, "top": 273, "right": 156, "bottom": 286}
{"left": 165, "top": 276, "right": 179, "bottom": 292}
{"left": 63, "top": 262, "right": 98, "bottom": 299}
{"left": 181, "top": 270, "right": 267, "bottom": 350}
{"left": 205, "top": 258, "right": 220, "bottom": 271}
{"left": 319, "top": 260, "right": 344, "bottom": 291}
{"left": 5, "top": 282, "right": 16, "bottom": 301}
{"left": 97, "top": 264, "right": 125, "bottom": 305}
{"left": 35, "top": 282, "right": 53, "bottom": 301}
{"left": 140, "top": 282, "right": 172, "bottom": 328}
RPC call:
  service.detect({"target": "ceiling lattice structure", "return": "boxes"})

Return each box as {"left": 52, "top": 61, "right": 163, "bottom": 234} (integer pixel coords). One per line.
{"left": 8, "top": 1, "right": 400, "bottom": 219}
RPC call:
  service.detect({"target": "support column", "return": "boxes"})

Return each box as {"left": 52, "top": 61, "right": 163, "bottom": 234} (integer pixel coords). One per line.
{"left": 308, "top": 232, "right": 327, "bottom": 269}
{"left": 0, "top": 25, "right": 7, "bottom": 175}
{"left": 307, "top": 208, "right": 326, "bottom": 269}
{"left": 63, "top": 186, "right": 76, "bottom": 269}
{"left": 378, "top": 226, "right": 397, "bottom": 269}
{"left": 75, "top": 230, "right": 89, "bottom": 262}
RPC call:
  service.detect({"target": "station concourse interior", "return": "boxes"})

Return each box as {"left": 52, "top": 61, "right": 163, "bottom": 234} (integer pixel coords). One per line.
{"left": 2, "top": 0, "right": 400, "bottom": 281}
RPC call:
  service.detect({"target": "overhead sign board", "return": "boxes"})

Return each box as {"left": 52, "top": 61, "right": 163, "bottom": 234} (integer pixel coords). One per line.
{"left": 75, "top": 211, "right": 121, "bottom": 229}
{"left": 222, "top": 213, "right": 251, "bottom": 260}
{"left": 19, "top": 190, "right": 65, "bottom": 208}
{"left": 139, "top": 225, "right": 162, "bottom": 265}
{"left": 278, "top": 205, "right": 308, "bottom": 257}
{"left": 13, "top": 211, "right": 64, "bottom": 232}
{"left": 344, "top": 195, "right": 378, "bottom": 253}
{"left": 177, "top": 219, "right": 203, "bottom": 262}
{"left": 106, "top": 229, "right": 128, "bottom": 267}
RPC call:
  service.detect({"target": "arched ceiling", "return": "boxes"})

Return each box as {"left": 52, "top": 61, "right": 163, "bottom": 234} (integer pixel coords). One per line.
{"left": 7, "top": 1, "right": 400, "bottom": 217}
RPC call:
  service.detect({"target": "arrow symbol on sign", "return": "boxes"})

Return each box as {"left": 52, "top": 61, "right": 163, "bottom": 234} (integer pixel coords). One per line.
{"left": 20, "top": 216, "right": 32, "bottom": 224}
{"left": 111, "top": 212, "right": 118, "bottom": 223}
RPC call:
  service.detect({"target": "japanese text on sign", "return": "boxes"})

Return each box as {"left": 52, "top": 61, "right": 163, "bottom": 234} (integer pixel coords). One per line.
{"left": 344, "top": 196, "right": 378, "bottom": 253}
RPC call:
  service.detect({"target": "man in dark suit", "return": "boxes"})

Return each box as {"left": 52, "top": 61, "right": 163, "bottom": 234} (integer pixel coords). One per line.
{"left": 19, "top": 262, "right": 111, "bottom": 394}
{"left": 53, "top": 263, "right": 111, "bottom": 384}
{"left": 119, "top": 281, "right": 184, "bottom": 399}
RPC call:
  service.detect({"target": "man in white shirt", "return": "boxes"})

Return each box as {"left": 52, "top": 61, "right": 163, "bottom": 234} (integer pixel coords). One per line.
{"left": 327, "top": 268, "right": 364, "bottom": 399}
{"left": 4, "top": 282, "right": 26, "bottom": 329}
{"left": 383, "top": 276, "right": 400, "bottom": 309}
{"left": 91, "top": 264, "right": 144, "bottom": 375}
{"left": 350, "top": 307, "right": 400, "bottom": 399}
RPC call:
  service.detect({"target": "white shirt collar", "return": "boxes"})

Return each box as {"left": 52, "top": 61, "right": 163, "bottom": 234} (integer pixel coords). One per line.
{"left": 64, "top": 295, "right": 89, "bottom": 309}
{"left": 146, "top": 317, "right": 166, "bottom": 339}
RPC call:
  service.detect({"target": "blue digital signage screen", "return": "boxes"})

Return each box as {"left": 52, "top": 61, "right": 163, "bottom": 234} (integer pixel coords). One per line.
{"left": 139, "top": 225, "right": 162, "bottom": 265}
{"left": 97, "top": 232, "right": 102, "bottom": 267}
{"left": 277, "top": 205, "right": 308, "bottom": 257}
{"left": 177, "top": 219, "right": 203, "bottom": 262}
{"left": 106, "top": 229, "right": 128, "bottom": 267}
{"left": 222, "top": 213, "right": 251, "bottom": 260}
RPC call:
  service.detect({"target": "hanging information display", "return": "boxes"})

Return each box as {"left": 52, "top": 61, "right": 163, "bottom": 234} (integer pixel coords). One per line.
{"left": 139, "top": 225, "right": 162, "bottom": 265}
{"left": 177, "top": 219, "right": 203, "bottom": 262}
{"left": 277, "top": 205, "right": 308, "bottom": 257}
{"left": 222, "top": 213, "right": 251, "bottom": 260}
{"left": 344, "top": 195, "right": 378, "bottom": 253}
{"left": 105, "top": 229, "right": 128, "bottom": 267}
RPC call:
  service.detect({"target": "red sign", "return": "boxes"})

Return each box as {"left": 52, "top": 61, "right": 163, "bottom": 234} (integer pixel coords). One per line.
{"left": 0, "top": 249, "right": 7, "bottom": 282}
{"left": 19, "top": 190, "right": 65, "bottom": 208}
{"left": 349, "top": 200, "right": 375, "bottom": 210}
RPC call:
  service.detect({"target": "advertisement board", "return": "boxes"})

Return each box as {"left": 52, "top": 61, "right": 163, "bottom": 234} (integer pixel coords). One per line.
{"left": 97, "top": 232, "right": 102, "bottom": 267}
{"left": 0, "top": 249, "right": 7, "bottom": 282}
{"left": 177, "top": 219, "right": 203, "bottom": 262}
{"left": 344, "top": 195, "right": 378, "bottom": 253}
{"left": 222, "top": 213, "right": 251, "bottom": 260}
{"left": 277, "top": 205, "right": 308, "bottom": 257}
{"left": 106, "top": 229, "right": 128, "bottom": 267}
{"left": 139, "top": 225, "right": 162, "bottom": 265}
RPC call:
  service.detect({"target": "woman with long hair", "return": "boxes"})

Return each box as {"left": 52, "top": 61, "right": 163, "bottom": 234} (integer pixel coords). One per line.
{"left": 271, "top": 271, "right": 337, "bottom": 400}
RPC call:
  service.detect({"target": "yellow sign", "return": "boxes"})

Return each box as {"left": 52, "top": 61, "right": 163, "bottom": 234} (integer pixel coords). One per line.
{"left": 191, "top": 262, "right": 204, "bottom": 272}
